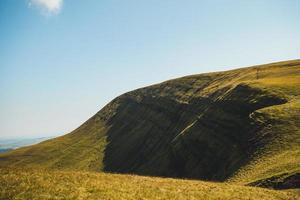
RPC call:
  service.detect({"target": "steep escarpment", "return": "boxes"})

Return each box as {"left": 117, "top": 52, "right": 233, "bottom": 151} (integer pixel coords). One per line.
{"left": 0, "top": 60, "right": 299, "bottom": 188}
{"left": 103, "top": 83, "right": 286, "bottom": 181}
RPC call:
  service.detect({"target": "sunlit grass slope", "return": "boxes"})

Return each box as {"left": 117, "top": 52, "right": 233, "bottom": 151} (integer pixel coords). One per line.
{"left": 0, "top": 60, "right": 299, "bottom": 189}
{"left": 228, "top": 64, "right": 300, "bottom": 187}
{"left": 0, "top": 168, "right": 298, "bottom": 200}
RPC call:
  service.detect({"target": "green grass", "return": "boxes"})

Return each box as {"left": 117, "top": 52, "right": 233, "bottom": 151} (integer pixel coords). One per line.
{"left": 0, "top": 168, "right": 298, "bottom": 200}
{"left": 0, "top": 118, "right": 108, "bottom": 171}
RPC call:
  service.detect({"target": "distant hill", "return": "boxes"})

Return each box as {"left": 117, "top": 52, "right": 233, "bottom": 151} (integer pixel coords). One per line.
{"left": 0, "top": 137, "right": 52, "bottom": 150}
{"left": 0, "top": 60, "right": 299, "bottom": 189}
{"left": 0, "top": 148, "right": 12, "bottom": 153}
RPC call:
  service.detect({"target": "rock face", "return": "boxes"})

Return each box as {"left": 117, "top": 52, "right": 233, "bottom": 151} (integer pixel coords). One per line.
{"left": 0, "top": 60, "right": 299, "bottom": 188}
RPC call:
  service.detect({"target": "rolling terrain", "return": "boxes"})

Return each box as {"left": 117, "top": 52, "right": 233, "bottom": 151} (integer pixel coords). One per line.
{"left": 0, "top": 60, "right": 299, "bottom": 199}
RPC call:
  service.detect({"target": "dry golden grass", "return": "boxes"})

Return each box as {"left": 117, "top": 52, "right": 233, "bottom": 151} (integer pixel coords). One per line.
{"left": 0, "top": 168, "right": 299, "bottom": 200}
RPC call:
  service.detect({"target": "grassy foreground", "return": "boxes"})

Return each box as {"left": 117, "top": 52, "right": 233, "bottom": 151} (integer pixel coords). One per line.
{"left": 0, "top": 168, "right": 299, "bottom": 200}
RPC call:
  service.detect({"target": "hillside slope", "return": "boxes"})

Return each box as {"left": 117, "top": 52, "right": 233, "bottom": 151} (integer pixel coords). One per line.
{"left": 0, "top": 168, "right": 299, "bottom": 200}
{"left": 0, "top": 60, "right": 299, "bottom": 188}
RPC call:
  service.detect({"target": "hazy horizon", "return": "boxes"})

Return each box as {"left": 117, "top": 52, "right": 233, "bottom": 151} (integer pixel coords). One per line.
{"left": 1, "top": 0, "right": 300, "bottom": 139}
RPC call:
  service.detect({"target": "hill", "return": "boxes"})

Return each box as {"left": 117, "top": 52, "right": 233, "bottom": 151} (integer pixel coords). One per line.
{"left": 0, "top": 168, "right": 299, "bottom": 200}
{"left": 0, "top": 60, "right": 299, "bottom": 189}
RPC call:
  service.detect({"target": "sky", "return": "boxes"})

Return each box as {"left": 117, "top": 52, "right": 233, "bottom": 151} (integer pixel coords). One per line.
{"left": 0, "top": 0, "right": 300, "bottom": 139}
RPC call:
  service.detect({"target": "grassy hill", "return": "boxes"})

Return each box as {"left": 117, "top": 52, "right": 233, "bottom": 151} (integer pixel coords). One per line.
{"left": 0, "top": 60, "right": 299, "bottom": 192}
{"left": 0, "top": 168, "right": 299, "bottom": 200}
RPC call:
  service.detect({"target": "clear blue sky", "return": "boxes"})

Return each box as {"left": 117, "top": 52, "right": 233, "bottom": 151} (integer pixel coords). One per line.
{"left": 1, "top": 0, "right": 300, "bottom": 139}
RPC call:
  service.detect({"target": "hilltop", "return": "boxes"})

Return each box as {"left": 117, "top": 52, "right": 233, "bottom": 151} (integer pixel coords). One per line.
{"left": 0, "top": 60, "right": 299, "bottom": 190}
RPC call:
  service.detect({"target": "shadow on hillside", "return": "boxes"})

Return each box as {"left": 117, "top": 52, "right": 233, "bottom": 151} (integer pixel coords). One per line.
{"left": 102, "top": 84, "right": 286, "bottom": 181}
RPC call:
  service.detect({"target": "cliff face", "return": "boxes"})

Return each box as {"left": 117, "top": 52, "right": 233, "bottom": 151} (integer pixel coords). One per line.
{"left": 1, "top": 60, "right": 299, "bottom": 188}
